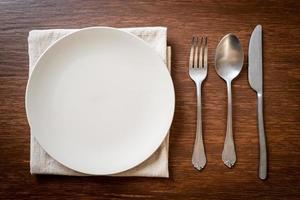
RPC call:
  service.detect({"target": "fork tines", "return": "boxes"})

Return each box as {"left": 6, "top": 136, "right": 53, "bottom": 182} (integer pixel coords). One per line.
{"left": 189, "top": 36, "right": 208, "bottom": 69}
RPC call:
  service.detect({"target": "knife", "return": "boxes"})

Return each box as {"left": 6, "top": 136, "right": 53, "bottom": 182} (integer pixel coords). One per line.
{"left": 248, "top": 25, "right": 267, "bottom": 180}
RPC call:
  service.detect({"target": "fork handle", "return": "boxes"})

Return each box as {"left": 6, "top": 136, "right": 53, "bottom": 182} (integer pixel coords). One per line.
{"left": 257, "top": 93, "right": 267, "bottom": 180}
{"left": 222, "top": 81, "right": 236, "bottom": 168}
{"left": 192, "top": 82, "right": 206, "bottom": 170}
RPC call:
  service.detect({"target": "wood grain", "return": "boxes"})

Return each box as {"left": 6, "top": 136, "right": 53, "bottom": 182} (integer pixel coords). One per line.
{"left": 0, "top": 0, "right": 300, "bottom": 199}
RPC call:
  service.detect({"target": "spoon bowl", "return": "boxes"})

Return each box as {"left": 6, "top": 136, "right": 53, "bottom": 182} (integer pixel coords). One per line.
{"left": 215, "top": 34, "right": 244, "bottom": 81}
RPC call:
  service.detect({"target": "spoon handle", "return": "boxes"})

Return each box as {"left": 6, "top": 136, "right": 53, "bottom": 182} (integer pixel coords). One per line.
{"left": 257, "top": 92, "right": 267, "bottom": 180}
{"left": 192, "top": 82, "right": 206, "bottom": 170}
{"left": 222, "top": 81, "right": 236, "bottom": 168}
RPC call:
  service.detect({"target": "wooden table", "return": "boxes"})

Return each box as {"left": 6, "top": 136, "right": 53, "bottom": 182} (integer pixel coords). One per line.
{"left": 1, "top": 0, "right": 299, "bottom": 199}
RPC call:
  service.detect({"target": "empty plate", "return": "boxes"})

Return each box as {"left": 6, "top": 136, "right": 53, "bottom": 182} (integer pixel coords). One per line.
{"left": 26, "top": 27, "right": 175, "bottom": 175}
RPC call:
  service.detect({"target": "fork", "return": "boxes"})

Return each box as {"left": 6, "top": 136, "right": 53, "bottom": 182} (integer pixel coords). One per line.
{"left": 189, "top": 36, "right": 208, "bottom": 170}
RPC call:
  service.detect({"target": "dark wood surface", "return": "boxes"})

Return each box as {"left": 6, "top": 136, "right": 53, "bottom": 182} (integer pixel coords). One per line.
{"left": 1, "top": 0, "right": 300, "bottom": 199}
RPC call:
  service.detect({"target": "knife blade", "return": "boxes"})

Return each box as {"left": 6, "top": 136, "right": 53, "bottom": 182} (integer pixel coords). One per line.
{"left": 249, "top": 25, "right": 263, "bottom": 93}
{"left": 248, "top": 24, "right": 267, "bottom": 180}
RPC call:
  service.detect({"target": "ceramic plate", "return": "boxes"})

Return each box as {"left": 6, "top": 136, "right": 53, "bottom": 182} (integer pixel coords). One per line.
{"left": 26, "top": 27, "right": 175, "bottom": 175}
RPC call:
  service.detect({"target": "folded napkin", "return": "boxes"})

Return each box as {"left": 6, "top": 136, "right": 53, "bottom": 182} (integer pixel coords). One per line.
{"left": 28, "top": 27, "right": 171, "bottom": 177}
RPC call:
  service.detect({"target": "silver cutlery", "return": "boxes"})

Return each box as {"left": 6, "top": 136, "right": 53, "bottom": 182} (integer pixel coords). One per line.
{"left": 215, "top": 34, "right": 244, "bottom": 168}
{"left": 189, "top": 36, "right": 208, "bottom": 170}
{"left": 248, "top": 25, "right": 267, "bottom": 180}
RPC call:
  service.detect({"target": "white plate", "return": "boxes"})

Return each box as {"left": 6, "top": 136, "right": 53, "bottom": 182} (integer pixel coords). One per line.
{"left": 26, "top": 27, "right": 175, "bottom": 175}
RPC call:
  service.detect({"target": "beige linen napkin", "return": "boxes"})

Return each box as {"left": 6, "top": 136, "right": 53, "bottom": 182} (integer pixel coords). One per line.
{"left": 28, "top": 27, "right": 172, "bottom": 177}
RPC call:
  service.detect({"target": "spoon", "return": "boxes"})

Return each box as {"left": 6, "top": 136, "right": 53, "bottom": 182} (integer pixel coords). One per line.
{"left": 215, "top": 34, "right": 244, "bottom": 168}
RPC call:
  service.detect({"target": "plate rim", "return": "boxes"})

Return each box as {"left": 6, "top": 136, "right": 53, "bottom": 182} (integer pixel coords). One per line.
{"left": 25, "top": 26, "right": 175, "bottom": 175}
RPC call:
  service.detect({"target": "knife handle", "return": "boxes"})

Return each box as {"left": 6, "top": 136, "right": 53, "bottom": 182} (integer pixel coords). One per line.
{"left": 257, "top": 93, "right": 267, "bottom": 180}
